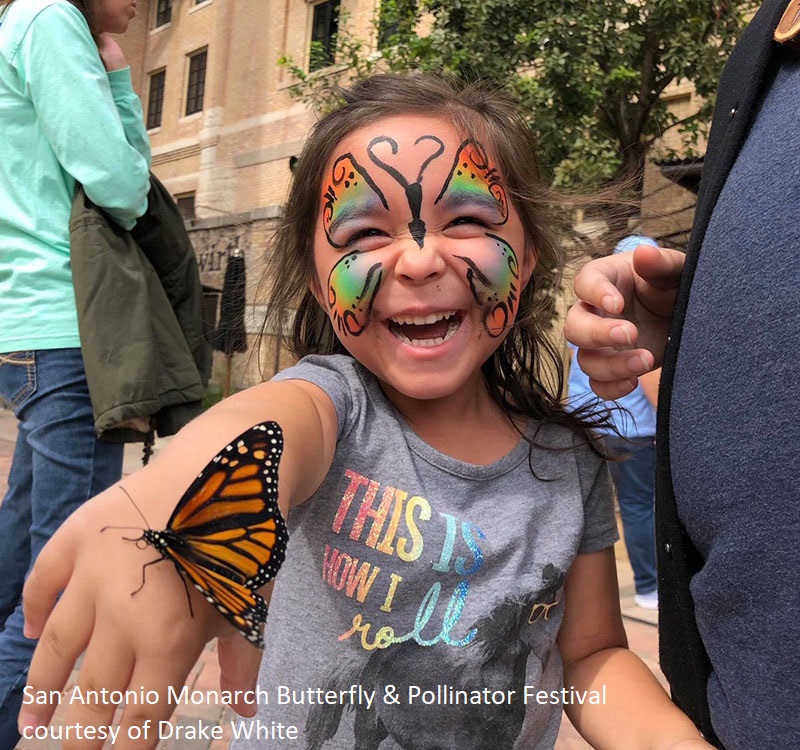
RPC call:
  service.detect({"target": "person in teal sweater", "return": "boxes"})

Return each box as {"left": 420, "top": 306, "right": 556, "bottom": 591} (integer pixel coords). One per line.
{"left": 0, "top": 0, "right": 150, "bottom": 745}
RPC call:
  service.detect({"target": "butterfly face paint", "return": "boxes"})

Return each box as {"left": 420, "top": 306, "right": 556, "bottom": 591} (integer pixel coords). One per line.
{"left": 367, "top": 134, "right": 445, "bottom": 247}
{"left": 320, "top": 137, "right": 447, "bottom": 336}
{"left": 317, "top": 118, "right": 527, "bottom": 350}
{"left": 435, "top": 140, "right": 509, "bottom": 226}
{"left": 322, "top": 154, "right": 388, "bottom": 249}
{"left": 436, "top": 140, "right": 519, "bottom": 336}
{"left": 321, "top": 154, "right": 389, "bottom": 335}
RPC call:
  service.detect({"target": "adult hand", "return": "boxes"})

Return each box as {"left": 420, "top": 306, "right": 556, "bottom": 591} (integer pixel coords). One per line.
{"left": 19, "top": 483, "right": 261, "bottom": 749}
{"left": 97, "top": 33, "right": 128, "bottom": 72}
{"left": 564, "top": 243, "right": 685, "bottom": 399}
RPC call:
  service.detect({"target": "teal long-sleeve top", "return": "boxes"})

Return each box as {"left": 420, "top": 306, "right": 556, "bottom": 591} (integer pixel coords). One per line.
{"left": 0, "top": 0, "right": 151, "bottom": 352}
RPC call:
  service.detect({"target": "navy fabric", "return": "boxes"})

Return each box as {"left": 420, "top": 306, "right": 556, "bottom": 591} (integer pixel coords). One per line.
{"left": 670, "top": 54, "right": 800, "bottom": 750}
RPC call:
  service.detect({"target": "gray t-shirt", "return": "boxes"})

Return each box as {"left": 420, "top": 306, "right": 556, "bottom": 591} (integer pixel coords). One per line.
{"left": 232, "top": 355, "right": 616, "bottom": 750}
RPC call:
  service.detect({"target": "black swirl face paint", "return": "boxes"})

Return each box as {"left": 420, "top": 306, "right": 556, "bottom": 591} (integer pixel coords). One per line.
{"left": 326, "top": 251, "right": 383, "bottom": 337}
{"left": 366, "top": 134, "right": 445, "bottom": 248}
{"left": 434, "top": 140, "right": 509, "bottom": 225}
{"left": 454, "top": 234, "right": 520, "bottom": 338}
{"left": 322, "top": 154, "right": 388, "bottom": 249}
{"left": 435, "top": 140, "right": 518, "bottom": 335}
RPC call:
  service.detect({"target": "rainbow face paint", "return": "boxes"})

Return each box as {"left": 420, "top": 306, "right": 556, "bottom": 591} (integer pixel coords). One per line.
{"left": 435, "top": 140, "right": 509, "bottom": 225}
{"left": 454, "top": 234, "right": 520, "bottom": 337}
{"left": 319, "top": 128, "right": 522, "bottom": 340}
{"left": 322, "top": 154, "right": 388, "bottom": 249}
{"left": 326, "top": 251, "right": 383, "bottom": 337}
{"left": 436, "top": 141, "right": 517, "bottom": 336}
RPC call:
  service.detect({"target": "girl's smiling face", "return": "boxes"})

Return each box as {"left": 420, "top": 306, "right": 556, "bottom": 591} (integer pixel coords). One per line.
{"left": 312, "top": 114, "right": 533, "bottom": 404}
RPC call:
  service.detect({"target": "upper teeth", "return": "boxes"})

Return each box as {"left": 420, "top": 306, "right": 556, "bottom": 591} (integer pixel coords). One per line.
{"left": 390, "top": 311, "right": 456, "bottom": 325}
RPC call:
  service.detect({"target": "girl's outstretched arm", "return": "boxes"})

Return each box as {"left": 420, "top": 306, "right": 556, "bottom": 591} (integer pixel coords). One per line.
{"left": 558, "top": 548, "right": 713, "bottom": 750}
{"left": 19, "top": 380, "right": 338, "bottom": 749}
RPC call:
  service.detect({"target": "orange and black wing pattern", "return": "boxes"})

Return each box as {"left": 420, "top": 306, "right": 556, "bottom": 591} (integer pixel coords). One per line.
{"left": 160, "top": 544, "right": 269, "bottom": 645}
{"left": 151, "top": 423, "right": 288, "bottom": 646}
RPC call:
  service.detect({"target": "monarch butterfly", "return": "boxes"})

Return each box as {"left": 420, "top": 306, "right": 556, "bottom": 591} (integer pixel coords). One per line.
{"left": 116, "top": 422, "right": 288, "bottom": 647}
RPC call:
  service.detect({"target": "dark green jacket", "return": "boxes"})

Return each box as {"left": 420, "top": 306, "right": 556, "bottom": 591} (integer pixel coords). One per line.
{"left": 70, "top": 174, "right": 211, "bottom": 442}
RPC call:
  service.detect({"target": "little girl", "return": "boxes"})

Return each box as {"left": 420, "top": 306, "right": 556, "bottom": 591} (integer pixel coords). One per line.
{"left": 21, "top": 75, "right": 711, "bottom": 750}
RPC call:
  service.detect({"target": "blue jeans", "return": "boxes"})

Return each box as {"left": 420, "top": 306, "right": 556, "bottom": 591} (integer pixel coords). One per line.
{"left": 604, "top": 435, "right": 657, "bottom": 595}
{"left": 0, "top": 349, "right": 123, "bottom": 749}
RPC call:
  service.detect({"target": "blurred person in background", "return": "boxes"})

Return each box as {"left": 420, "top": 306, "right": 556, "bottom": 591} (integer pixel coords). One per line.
{"left": 568, "top": 236, "right": 661, "bottom": 610}
{"left": 0, "top": 0, "right": 149, "bottom": 745}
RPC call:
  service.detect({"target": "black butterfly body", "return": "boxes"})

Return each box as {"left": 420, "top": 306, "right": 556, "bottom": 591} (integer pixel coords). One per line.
{"left": 135, "top": 422, "right": 288, "bottom": 647}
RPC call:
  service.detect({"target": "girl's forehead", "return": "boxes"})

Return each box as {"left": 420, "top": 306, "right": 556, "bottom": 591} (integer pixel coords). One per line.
{"left": 332, "top": 114, "right": 461, "bottom": 155}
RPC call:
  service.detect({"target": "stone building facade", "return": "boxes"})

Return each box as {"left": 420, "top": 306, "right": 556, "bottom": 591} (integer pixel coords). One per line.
{"left": 640, "top": 81, "right": 706, "bottom": 250}
{"left": 119, "top": 0, "right": 379, "bottom": 391}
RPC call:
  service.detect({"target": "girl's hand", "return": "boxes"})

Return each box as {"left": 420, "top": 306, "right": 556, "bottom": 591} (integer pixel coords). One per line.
{"left": 19, "top": 484, "right": 261, "bottom": 748}
{"left": 97, "top": 33, "right": 128, "bottom": 71}
{"left": 18, "top": 382, "right": 336, "bottom": 746}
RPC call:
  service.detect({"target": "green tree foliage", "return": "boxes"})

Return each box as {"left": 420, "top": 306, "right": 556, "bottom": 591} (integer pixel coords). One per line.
{"left": 282, "top": 0, "right": 755, "bottom": 201}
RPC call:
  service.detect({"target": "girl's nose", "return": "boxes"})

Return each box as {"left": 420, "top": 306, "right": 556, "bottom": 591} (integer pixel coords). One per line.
{"left": 394, "top": 236, "right": 447, "bottom": 282}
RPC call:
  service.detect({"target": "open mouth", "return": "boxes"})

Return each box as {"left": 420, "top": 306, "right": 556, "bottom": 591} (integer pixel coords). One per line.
{"left": 387, "top": 310, "right": 461, "bottom": 347}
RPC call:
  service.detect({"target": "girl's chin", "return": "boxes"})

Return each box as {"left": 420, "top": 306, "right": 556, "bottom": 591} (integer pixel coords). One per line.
{"left": 378, "top": 374, "right": 468, "bottom": 404}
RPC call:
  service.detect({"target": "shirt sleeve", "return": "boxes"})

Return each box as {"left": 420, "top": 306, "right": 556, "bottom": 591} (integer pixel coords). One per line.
{"left": 577, "top": 454, "right": 618, "bottom": 554}
{"left": 13, "top": 3, "right": 150, "bottom": 229}
{"left": 271, "top": 355, "right": 357, "bottom": 441}
{"left": 107, "top": 67, "right": 152, "bottom": 168}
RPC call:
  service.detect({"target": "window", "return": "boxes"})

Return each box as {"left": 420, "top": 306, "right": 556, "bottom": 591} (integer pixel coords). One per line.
{"left": 155, "top": 0, "right": 171, "bottom": 27}
{"left": 185, "top": 50, "right": 207, "bottom": 116}
{"left": 146, "top": 70, "right": 166, "bottom": 130}
{"left": 175, "top": 192, "right": 196, "bottom": 220}
{"left": 309, "top": 0, "right": 340, "bottom": 71}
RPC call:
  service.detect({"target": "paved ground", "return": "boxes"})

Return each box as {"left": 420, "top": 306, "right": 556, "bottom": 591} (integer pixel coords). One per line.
{"left": 0, "top": 409, "right": 662, "bottom": 750}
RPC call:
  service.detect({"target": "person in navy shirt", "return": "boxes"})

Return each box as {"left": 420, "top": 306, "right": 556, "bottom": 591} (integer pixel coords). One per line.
{"left": 565, "top": 2, "right": 800, "bottom": 745}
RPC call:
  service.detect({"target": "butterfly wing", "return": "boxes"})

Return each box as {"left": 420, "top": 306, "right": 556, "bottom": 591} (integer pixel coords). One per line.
{"left": 163, "top": 544, "right": 269, "bottom": 646}
{"left": 159, "top": 422, "right": 288, "bottom": 643}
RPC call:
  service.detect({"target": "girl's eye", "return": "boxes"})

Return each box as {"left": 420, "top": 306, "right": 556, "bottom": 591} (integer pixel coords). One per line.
{"left": 448, "top": 216, "right": 489, "bottom": 229}
{"left": 344, "top": 228, "right": 388, "bottom": 247}
{"left": 444, "top": 216, "right": 491, "bottom": 238}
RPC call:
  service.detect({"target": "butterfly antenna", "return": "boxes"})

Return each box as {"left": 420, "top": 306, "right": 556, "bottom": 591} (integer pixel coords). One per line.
{"left": 101, "top": 486, "right": 152, "bottom": 534}
{"left": 118, "top": 484, "right": 151, "bottom": 527}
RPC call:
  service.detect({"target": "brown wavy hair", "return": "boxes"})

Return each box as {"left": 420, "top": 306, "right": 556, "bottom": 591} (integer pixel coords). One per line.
{"left": 0, "top": 0, "right": 98, "bottom": 38}
{"left": 261, "top": 73, "right": 614, "bottom": 451}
